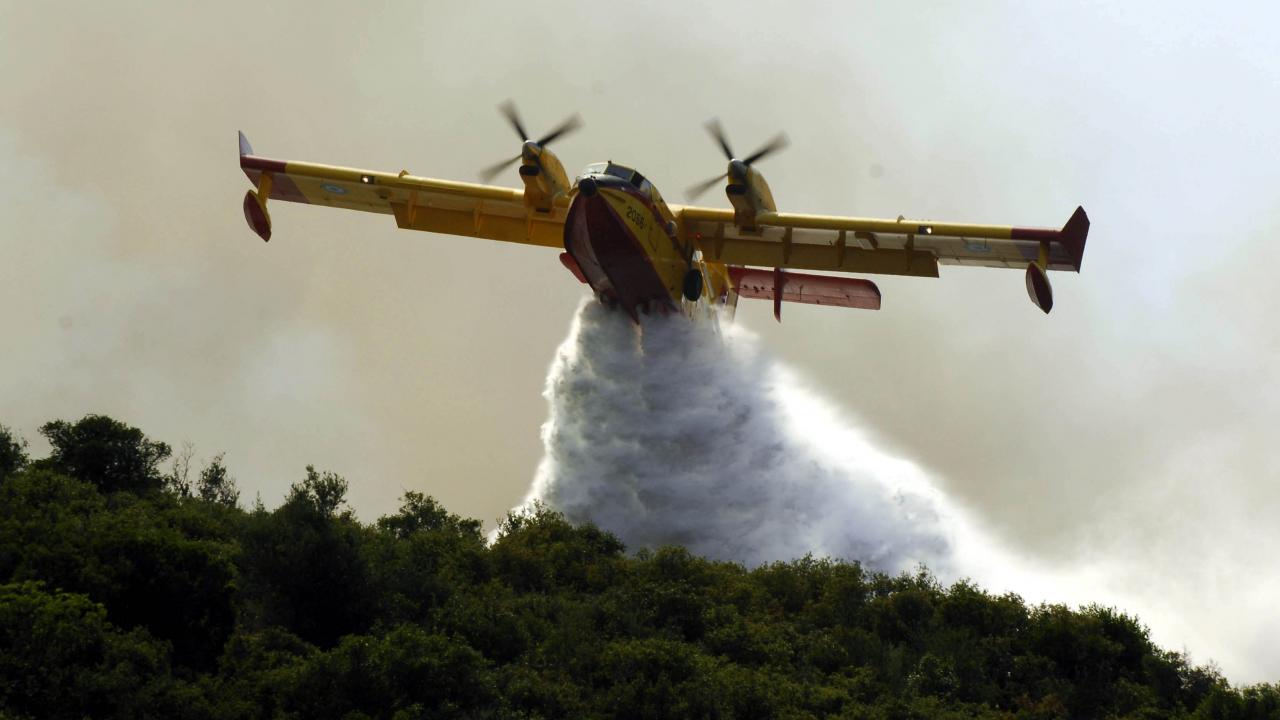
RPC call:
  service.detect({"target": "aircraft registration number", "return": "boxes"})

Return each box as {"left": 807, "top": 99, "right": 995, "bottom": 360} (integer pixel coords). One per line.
{"left": 625, "top": 206, "right": 647, "bottom": 232}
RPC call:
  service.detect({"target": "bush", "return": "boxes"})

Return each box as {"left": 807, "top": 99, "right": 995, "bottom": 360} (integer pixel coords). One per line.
{"left": 0, "top": 413, "right": 1272, "bottom": 720}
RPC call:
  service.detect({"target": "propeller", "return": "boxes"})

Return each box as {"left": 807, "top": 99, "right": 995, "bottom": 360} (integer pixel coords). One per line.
{"left": 685, "top": 119, "right": 788, "bottom": 201}
{"left": 479, "top": 101, "right": 583, "bottom": 183}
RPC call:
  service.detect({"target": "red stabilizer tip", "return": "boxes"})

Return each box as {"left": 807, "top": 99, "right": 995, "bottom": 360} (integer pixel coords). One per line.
{"left": 1060, "top": 206, "right": 1089, "bottom": 271}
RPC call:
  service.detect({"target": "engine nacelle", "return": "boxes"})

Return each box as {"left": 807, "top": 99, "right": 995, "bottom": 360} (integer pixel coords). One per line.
{"left": 519, "top": 143, "right": 571, "bottom": 213}
{"left": 726, "top": 162, "right": 777, "bottom": 231}
{"left": 519, "top": 164, "right": 555, "bottom": 212}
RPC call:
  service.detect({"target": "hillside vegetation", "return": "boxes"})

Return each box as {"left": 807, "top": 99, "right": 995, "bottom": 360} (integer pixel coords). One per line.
{"left": 0, "top": 415, "right": 1276, "bottom": 719}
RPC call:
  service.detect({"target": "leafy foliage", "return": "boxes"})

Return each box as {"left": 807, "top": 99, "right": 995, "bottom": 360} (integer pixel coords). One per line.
{"left": 1, "top": 413, "right": 1276, "bottom": 719}
{"left": 238, "top": 468, "right": 373, "bottom": 648}
{"left": 0, "top": 424, "right": 27, "bottom": 480}
{"left": 39, "top": 414, "right": 171, "bottom": 495}
{"left": 197, "top": 453, "right": 240, "bottom": 508}
{"left": 0, "top": 581, "right": 179, "bottom": 719}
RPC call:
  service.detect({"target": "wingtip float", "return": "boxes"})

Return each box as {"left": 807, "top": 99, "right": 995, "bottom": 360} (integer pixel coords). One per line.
{"left": 239, "top": 130, "right": 273, "bottom": 242}
{"left": 236, "top": 111, "right": 1089, "bottom": 321}
{"left": 1018, "top": 205, "right": 1089, "bottom": 314}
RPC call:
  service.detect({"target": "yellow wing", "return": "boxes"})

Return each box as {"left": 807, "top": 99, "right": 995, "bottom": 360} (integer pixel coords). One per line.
{"left": 238, "top": 132, "right": 565, "bottom": 247}
{"left": 673, "top": 205, "right": 1089, "bottom": 279}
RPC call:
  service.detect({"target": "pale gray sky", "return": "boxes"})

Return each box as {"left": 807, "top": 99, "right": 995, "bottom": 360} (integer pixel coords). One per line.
{"left": 2, "top": 0, "right": 1278, "bottom": 683}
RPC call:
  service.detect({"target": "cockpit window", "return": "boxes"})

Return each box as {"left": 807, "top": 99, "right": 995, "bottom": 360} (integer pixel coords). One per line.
{"left": 604, "top": 163, "right": 635, "bottom": 182}
{"left": 582, "top": 162, "right": 653, "bottom": 194}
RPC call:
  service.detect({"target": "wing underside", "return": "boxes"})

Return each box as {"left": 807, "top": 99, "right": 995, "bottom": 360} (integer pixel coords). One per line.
{"left": 676, "top": 206, "right": 1088, "bottom": 278}
{"left": 237, "top": 132, "right": 1089, "bottom": 314}
{"left": 239, "top": 133, "right": 565, "bottom": 248}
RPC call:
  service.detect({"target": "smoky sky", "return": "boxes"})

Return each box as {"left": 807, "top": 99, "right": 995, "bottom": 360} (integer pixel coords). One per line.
{"left": 2, "top": 1, "right": 1279, "bottom": 683}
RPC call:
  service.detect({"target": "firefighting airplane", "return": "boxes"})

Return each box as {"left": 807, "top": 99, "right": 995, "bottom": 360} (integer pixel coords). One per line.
{"left": 238, "top": 105, "right": 1088, "bottom": 321}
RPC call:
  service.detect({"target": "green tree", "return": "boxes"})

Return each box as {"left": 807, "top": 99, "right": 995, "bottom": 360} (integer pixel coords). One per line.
{"left": 0, "top": 582, "right": 177, "bottom": 719}
{"left": 593, "top": 638, "right": 723, "bottom": 719}
{"left": 197, "top": 453, "right": 240, "bottom": 508}
{"left": 39, "top": 415, "right": 171, "bottom": 495}
{"left": 0, "top": 468, "right": 237, "bottom": 672}
{"left": 491, "top": 502, "right": 626, "bottom": 593}
{"left": 368, "top": 492, "right": 490, "bottom": 624}
{"left": 376, "top": 490, "right": 480, "bottom": 539}
{"left": 83, "top": 499, "right": 237, "bottom": 671}
{"left": 2, "top": 414, "right": 1270, "bottom": 719}
{"left": 213, "top": 628, "right": 318, "bottom": 718}
{"left": 0, "top": 469, "right": 107, "bottom": 595}
{"left": 239, "top": 466, "right": 372, "bottom": 647}
{"left": 292, "top": 464, "right": 349, "bottom": 516}
{"left": 280, "top": 625, "right": 497, "bottom": 718}
{"left": 0, "top": 424, "right": 27, "bottom": 480}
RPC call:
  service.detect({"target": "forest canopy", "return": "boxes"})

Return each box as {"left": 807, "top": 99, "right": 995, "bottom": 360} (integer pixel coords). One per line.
{"left": 0, "top": 415, "right": 1276, "bottom": 719}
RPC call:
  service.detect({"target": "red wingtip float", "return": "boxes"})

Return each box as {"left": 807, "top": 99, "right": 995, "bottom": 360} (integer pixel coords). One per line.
{"left": 238, "top": 131, "right": 273, "bottom": 242}
{"left": 242, "top": 191, "right": 271, "bottom": 242}
{"left": 1025, "top": 263, "right": 1053, "bottom": 314}
{"left": 236, "top": 107, "right": 1089, "bottom": 321}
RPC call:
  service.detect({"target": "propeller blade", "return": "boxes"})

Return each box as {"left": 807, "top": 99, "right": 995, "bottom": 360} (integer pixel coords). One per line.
{"left": 705, "top": 119, "right": 734, "bottom": 160}
{"left": 685, "top": 171, "right": 729, "bottom": 201}
{"left": 498, "top": 100, "right": 529, "bottom": 142}
{"left": 479, "top": 153, "right": 522, "bottom": 183}
{"left": 743, "top": 133, "right": 788, "bottom": 166}
{"left": 536, "top": 114, "right": 583, "bottom": 147}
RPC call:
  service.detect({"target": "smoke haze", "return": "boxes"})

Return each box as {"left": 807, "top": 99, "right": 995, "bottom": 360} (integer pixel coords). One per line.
{"left": 3, "top": 0, "right": 1280, "bottom": 685}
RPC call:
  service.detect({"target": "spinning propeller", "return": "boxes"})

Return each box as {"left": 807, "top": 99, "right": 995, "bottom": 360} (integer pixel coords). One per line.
{"left": 479, "top": 101, "right": 582, "bottom": 183}
{"left": 685, "top": 119, "right": 788, "bottom": 201}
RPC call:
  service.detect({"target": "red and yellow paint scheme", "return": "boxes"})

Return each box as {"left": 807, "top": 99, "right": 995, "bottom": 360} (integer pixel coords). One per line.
{"left": 238, "top": 120, "right": 1088, "bottom": 321}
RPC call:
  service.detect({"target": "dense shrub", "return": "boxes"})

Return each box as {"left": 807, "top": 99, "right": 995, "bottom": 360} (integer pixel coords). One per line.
{"left": 0, "top": 414, "right": 1274, "bottom": 719}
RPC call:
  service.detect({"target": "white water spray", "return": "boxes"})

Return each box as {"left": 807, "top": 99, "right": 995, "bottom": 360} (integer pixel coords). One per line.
{"left": 515, "top": 299, "right": 1277, "bottom": 681}
{"left": 518, "top": 299, "right": 959, "bottom": 574}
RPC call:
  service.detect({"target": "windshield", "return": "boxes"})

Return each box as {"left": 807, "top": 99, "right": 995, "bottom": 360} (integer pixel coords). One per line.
{"left": 605, "top": 162, "right": 635, "bottom": 181}
{"left": 579, "top": 162, "right": 655, "bottom": 196}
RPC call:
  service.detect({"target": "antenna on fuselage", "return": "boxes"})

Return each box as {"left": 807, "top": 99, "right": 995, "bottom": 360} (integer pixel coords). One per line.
{"left": 478, "top": 101, "right": 582, "bottom": 183}
{"left": 685, "top": 119, "right": 788, "bottom": 201}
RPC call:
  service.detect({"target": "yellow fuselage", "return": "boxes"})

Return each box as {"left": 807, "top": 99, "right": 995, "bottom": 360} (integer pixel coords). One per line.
{"left": 562, "top": 162, "right": 732, "bottom": 320}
